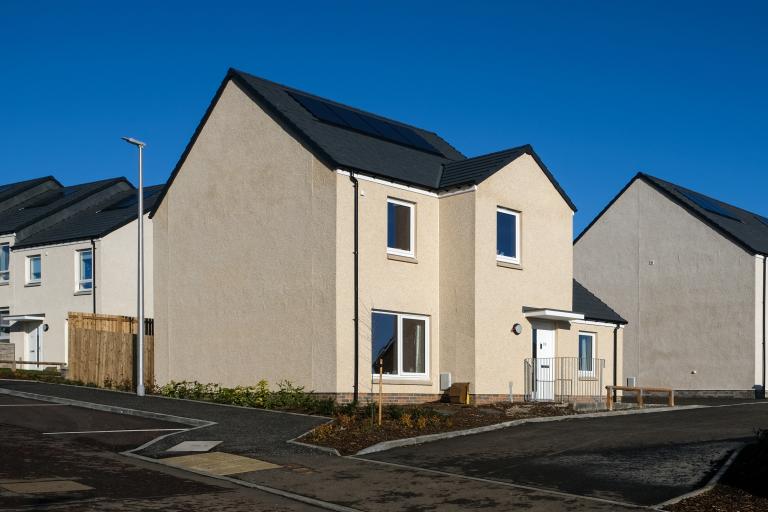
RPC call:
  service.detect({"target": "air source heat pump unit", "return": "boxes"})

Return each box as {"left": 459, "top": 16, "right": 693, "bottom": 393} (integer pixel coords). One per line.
{"left": 440, "top": 372, "right": 452, "bottom": 390}
{"left": 626, "top": 376, "right": 637, "bottom": 387}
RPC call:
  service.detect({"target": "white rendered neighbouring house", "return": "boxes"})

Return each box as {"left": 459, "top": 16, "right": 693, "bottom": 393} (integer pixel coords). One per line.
{"left": 0, "top": 176, "right": 159, "bottom": 369}
{"left": 150, "top": 69, "right": 627, "bottom": 403}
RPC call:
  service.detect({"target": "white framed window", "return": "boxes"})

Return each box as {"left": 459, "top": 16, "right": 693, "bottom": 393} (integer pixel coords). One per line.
{"left": 371, "top": 311, "right": 429, "bottom": 378}
{"left": 0, "top": 307, "right": 9, "bottom": 342}
{"left": 387, "top": 198, "right": 415, "bottom": 258}
{"left": 0, "top": 243, "right": 9, "bottom": 283}
{"left": 76, "top": 249, "right": 93, "bottom": 293}
{"left": 497, "top": 207, "right": 520, "bottom": 264}
{"left": 26, "top": 254, "right": 41, "bottom": 285}
{"left": 578, "top": 332, "right": 596, "bottom": 376}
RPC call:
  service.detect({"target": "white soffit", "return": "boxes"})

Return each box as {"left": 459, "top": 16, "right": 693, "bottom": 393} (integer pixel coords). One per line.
{"left": 523, "top": 309, "right": 585, "bottom": 321}
{"left": 4, "top": 315, "right": 45, "bottom": 324}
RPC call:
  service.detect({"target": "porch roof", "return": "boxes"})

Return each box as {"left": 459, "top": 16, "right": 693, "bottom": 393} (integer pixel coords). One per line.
{"left": 522, "top": 308, "right": 584, "bottom": 322}
{"left": 4, "top": 314, "right": 45, "bottom": 324}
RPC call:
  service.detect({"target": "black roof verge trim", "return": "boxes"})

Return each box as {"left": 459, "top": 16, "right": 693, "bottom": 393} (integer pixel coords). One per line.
{"left": 574, "top": 173, "right": 768, "bottom": 255}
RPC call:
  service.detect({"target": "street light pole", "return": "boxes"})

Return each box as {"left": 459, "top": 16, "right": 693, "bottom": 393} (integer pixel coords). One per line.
{"left": 122, "top": 136, "right": 146, "bottom": 397}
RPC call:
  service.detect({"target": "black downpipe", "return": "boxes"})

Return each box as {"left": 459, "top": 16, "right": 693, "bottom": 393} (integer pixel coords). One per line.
{"left": 762, "top": 255, "right": 766, "bottom": 399}
{"left": 350, "top": 173, "right": 359, "bottom": 404}
{"left": 613, "top": 325, "right": 618, "bottom": 402}
{"left": 91, "top": 239, "right": 97, "bottom": 314}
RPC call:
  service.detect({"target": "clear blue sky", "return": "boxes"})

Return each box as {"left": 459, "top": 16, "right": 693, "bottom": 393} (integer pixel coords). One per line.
{"left": 1, "top": 1, "right": 766, "bottom": 233}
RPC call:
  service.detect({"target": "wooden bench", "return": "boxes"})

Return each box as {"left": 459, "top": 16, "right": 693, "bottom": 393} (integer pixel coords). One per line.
{"left": 606, "top": 385, "right": 674, "bottom": 410}
{"left": 0, "top": 359, "right": 67, "bottom": 372}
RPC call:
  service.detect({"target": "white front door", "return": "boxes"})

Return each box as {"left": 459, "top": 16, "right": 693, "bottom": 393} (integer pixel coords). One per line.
{"left": 27, "top": 326, "right": 42, "bottom": 369}
{"left": 533, "top": 325, "right": 556, "bottom": 401}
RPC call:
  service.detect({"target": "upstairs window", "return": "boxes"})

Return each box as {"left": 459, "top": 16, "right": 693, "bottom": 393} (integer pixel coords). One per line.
{"left": 387, "top": 198, "right": 415, "bottom": 258}
{"left": 27, "top": 255, "right": 41, "bottom": 285}
{"left": 497, "top": 207, "right": 520, "bottom": 264}
{"left": 0, "top": 307, "right": 9, "bottom": 342}
{"left": 0, "top": 243, "right": 8, "bottom": 283}
{"left": 77, "top": 249, "right": 93, "bottom": 292}
{"left": 371, "top": 311, "right": 429, "bottom": 378}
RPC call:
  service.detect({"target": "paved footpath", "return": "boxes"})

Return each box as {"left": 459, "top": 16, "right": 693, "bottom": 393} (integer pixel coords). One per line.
{"left": 3, "top": 380, "right": 766, "bottom": 511}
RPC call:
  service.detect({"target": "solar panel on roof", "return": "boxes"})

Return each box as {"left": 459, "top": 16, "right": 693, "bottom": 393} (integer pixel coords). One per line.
{"left": 678, "top": 189, "right": 742, "bottom": 222}
{"left": 287, "top": 91, "right": 443, "bottom": 156}
{"left": 755, "top": 215, "right": 768, "bottom": 228}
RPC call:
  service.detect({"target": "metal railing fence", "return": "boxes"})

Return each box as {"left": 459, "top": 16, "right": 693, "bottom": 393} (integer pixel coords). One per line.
{"left": 524, "top": 357, "right": 605, "bottom": 402}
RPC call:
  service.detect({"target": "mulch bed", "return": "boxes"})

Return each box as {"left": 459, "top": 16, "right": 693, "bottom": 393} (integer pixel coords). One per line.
{"left": 302, "top": 402, "right": 577, "bottom": 455}
{"left": 666, "top": 432, "right": 768, "bottom": 512}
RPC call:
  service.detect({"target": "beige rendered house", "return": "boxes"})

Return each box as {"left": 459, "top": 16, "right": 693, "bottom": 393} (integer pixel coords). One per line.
{"left": 151, "top": 69, "right": 626, "bottom": 403}
{"left": 575, "top": 173, "right": 767, "bottom": 398}
{"left": 0, "top": 176, "right": 159, "bottom": 368}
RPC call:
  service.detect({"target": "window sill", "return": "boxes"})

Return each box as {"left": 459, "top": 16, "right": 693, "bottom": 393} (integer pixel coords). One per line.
{"left": 0, "top": 281, "right": 8, "bottom": 286}
{"left": 24, "top": 282, "right": 41, "bottom": 287}
{"left": 371, "top": 376, "right": 432, "bottom": 386}
{"left": 578, "top": 375, "right": 598, "bottom": 381}
{"left": 387, "top": 253, "right": 418, "bottom": 264}
{"left": 497, "top": 259, "right": 522, "bottom": 270}
{"left": 74, "top": 290, "right": 93, "bottom": 296}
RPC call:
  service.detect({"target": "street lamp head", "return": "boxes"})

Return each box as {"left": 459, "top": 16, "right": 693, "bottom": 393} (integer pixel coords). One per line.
{"left": 121, "top": 136, "right": 146, "bottom": 147}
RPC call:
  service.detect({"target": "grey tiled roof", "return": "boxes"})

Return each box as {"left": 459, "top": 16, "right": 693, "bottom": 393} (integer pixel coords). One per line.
{"left": 232, "top": 69, "right": 464, "bottom": 189}
{"left": 152, "top": 69, "right": 577, "bottom": 214}
{"left": 13, "top": 185, "right": 163, "bottom": 249}
{"left": 576, "top": 173, "right": 768, "bottom": 255}
{"left": 573, "top": 280, "right": 627, "bottom": 324}
{"left": 641, "top": 174, "right": 768, "bottom": 255}
{"left": 0, "top": 177, "right": 57, "bottom": 205}
{"left": 440, "top": 145, "right": 577, "bottom": 210}
{"left": 0, "top": 178, "right": 124, "bottom": 236}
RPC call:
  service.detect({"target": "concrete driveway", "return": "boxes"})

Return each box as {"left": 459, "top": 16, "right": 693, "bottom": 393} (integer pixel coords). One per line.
{"left": 362, "top": 402, "right": 768, "bottom": 507}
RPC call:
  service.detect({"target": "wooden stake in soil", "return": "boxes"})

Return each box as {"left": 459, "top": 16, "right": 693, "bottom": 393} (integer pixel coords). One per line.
{"left": 378, "top": 358, "right": 383, "bottom": 426}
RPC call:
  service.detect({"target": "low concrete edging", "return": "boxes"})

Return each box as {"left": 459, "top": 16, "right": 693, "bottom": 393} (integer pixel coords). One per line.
{"left": 354, "top": 405, "right": 704, "bottom": 456}
{"left": 0, "top": 386, "right": 214, "bottom": 428}
{"left": 122, "top": 451, "right": 362, "bottom": 512}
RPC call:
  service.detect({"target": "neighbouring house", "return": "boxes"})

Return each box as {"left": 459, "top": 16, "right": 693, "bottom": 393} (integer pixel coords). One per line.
{"left": 574, "top": 173, "right": 768, "bottom": 398}
{"left": 151, "top": 68, "right": 626, "bottom": 403}
{"left": 0, "top": 175, "right": 160, "bottom": 369}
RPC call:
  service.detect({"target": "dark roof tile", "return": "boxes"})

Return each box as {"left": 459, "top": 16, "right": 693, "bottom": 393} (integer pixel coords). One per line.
{"left": 13, "top": 185, "right": 163, "bottom": 249}
{"left": 573, "top": 279, "right": 627, "bottom": 324}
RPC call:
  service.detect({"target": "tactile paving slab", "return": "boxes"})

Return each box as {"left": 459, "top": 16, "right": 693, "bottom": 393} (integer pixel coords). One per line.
{"left": 163, "top": 452, "right": 281, "bottom": 476}
{"left": 1, "top": 479, "right": 93, "bottom": 494}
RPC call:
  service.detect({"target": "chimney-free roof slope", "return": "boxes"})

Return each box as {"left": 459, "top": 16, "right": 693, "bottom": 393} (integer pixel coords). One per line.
{"left": 576, "top": 173, "right": 768, "bottom": 255}
{"left": 572, "top": 279, "right": 627, "bottom": 324}
{"left": 0, "top": 178, "right": 126, "bottom": 236}
{"left": 440, "top": 145, "right": 577, "bottom": 210}
{"left": 0, "top": 177, "right": 59, "bottom": 204}
{"left": 152, "top": 69, "right": 576, "bottom": 215}
{"left": 13, "top": 185, "right": 163, "bottom": 249}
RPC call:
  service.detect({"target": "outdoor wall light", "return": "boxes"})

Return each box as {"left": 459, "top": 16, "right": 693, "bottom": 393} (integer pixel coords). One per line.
{"left": 42, "top": 324, "right": 49, "bottom": 332}
{"left": 512, "top": 323, "right": 523, "bottom": 335}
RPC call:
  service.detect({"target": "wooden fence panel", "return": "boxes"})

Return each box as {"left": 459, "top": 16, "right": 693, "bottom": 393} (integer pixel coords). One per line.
{"left": 67, "top": 312, "right": 154, "bottom": 389}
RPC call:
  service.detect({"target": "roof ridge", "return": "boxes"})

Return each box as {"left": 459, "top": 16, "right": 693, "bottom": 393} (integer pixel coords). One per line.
{"left": 230, "top": 68, "right": 450, "bottom": 138}
{"left": 445, "top": 144, "right": 531, "bottom": 166}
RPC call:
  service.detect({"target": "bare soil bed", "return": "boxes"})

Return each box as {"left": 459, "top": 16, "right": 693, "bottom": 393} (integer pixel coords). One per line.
{"left": 302, "top": 402, "right": 577, "bottom": 455}
{"left": 666, "top": 431, "right": 768, "bottom": 512}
